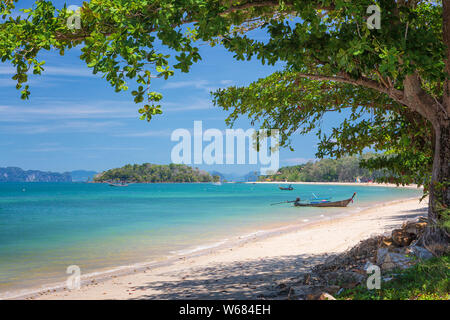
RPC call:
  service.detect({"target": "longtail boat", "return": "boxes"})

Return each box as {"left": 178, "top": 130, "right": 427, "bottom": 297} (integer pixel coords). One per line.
{"left": 109, "top": 182, "right": 129, "bottom": 187}
{"left": 279, "top": 185, "right": 294, "bottom": 191}
{"left": 294, "top": 192, "right": 356, "bottom": 207}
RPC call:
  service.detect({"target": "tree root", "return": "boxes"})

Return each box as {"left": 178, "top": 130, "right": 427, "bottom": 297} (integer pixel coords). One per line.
{"left": 417, "top": 226, "right": 450, "bottom": 257}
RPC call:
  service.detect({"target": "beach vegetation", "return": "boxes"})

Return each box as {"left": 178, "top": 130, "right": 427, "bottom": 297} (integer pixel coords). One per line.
{"left": 338, "top": 254, "right": 450, "bottom": 300}
{"left": 259, "top": 153, "right": 387, "bottom": 182}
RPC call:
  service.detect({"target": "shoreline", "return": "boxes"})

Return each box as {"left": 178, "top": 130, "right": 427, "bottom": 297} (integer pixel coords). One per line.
{"left": 248, "top": 181, "right": 421, "bottom": 189}
{"left": 7, "top": 195, "right": 427, "bottom": 300}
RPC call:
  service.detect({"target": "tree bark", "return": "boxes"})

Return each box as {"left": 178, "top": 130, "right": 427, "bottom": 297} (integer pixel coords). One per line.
{"left": 424, "top": 0, "right": 450, "bottom": 234}
{"left": 428, "top": 118, "right": 450, "bottom": 225}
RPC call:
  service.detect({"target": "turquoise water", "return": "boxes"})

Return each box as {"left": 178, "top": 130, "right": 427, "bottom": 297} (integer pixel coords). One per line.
{"left": 0, "top": 182, "right": 421, "bottom": 295}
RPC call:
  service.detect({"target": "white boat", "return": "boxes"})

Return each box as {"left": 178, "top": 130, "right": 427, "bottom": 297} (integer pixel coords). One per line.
{"left": 109, "top": 182, "right": 129, "bottom": 187}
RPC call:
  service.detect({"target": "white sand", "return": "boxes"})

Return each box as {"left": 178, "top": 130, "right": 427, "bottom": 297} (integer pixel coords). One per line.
{"left": 18, "top": 195, "right": 427, "bottom": 300}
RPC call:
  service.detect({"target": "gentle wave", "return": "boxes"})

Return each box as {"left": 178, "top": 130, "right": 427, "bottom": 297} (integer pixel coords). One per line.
{"left": 0, "top": 183, "right": 422, "bottom": 297}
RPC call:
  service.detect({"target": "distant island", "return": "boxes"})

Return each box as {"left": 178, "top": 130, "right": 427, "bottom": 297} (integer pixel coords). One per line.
{"left": 94, "top": 163, "right": 221, "bottom": 183}
{"left": 0, "top": 167, "right": 71, "bottom": 182}
{"left": 70, "top": 170, "right": 98, "bottom": 182}
{"left": 0, "top": 168, "right": 99, "bottom": 182}
{"left": 0, "top": 155, "right": 385, "bottom": 184}
{"left": 210, "top": 171, "right": 259, "bottom": 182}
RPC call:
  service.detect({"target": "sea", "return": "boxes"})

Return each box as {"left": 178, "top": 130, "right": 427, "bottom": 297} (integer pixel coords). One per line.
{"left": 0, "top": 182, "right": 422, "bottom": 297}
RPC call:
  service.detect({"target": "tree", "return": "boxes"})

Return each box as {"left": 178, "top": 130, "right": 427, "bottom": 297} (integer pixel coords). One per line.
{"left": 0, "top": 1, "right": 448, "bottom": 233}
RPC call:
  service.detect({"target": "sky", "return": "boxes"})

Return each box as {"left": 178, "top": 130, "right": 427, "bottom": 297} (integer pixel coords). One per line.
{"left": 0, "top": 1, "right": 352, "bottom": 175}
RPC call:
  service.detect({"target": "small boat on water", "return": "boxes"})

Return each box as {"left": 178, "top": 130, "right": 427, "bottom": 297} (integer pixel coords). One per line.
{"left": 294, "top": 192, "right": 356, "bottom": 207}
{"left": 279, "top": 185, "right": 294, "bottom": 191}
{"left": 109, "top": 182, "right": 129, "bottom": 187}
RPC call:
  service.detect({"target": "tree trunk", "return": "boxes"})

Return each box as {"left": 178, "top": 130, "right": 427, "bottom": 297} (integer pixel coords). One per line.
{"left": 428, "top": 118, "right": 450, "bottom": 225}
{"left": 419, "top": 118, "right": 450, "bottom": 255}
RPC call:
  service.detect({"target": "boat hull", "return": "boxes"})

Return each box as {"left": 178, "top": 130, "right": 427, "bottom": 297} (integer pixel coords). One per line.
{"left": 294, "top": 193, "right": 356, "bottom": 208}
{"left": 294, "top": 198, "right": 352, "bottom": 207}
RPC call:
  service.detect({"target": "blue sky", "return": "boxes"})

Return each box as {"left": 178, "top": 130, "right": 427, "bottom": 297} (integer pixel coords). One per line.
{"left": 0, "top": 1, "right": 351, "bottom": 175}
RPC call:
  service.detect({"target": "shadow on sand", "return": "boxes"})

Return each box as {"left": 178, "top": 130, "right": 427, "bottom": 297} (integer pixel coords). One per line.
{"left": 130, "top": 253, "right": 328, "bottom": 299}
{"left": 129, "top": 207, "right": 427, "bottom": 300}
{"left": 377, "top": 207, "right": 427, "bottom": 230}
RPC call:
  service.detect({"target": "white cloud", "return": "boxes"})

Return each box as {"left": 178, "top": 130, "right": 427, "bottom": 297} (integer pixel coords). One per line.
{"left": 114, "top": 130, "right": 172, "bottom": 137}
{"left": 0, "top": 120, "right": 125, "bottom": 135}
{"left": 26, "top": 147, "right": 72, "bottom": 153}
{"left": 0, "top": 96, "right": 217, "bottom": 123}
{"left": 163, "top": 79, "right": 233, "bottom": 93}
{"left": 0, "top": 100, "right": 138, "bottom": 122}
{"left": 163, "top": 99, "right": 214, "bottom": 112}
{"left": 0, "top": 78, "right": 53, "bottom": 88}
{"left": 0, "top": 65, "right": 95, "bottom": 89}
{"left": 0, "top": 66, "right": 94, "bottom": 77}
{"left": 220, "top": 80, "right": 234, "bottom": 85}
{"left": 43, "top": 66, "right": 94, "bottom": 77}
{"left": 163, "top": 80, "right": 210, "bottom": 90}
{"left": 22, "top": 146, "right": 145, "bottom": 153}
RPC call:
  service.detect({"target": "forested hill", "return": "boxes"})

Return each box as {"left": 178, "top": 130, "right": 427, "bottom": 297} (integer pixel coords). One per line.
{"left": 260, "top": 155, "right": 387, "bottom": 182}
{"left": 94, "top": 163, "right": 220, "bottom": 183}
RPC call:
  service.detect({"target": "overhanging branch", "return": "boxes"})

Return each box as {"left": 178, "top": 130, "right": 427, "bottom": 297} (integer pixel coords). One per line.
{"left": 220, "top": 0, "right": 284, "bottom": 15}
{"left": 294, "top": 72, "right": 406, "bottom": 106}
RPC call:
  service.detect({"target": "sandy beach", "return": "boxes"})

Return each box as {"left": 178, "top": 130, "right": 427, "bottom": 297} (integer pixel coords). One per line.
{"left": 16, "top": 193, "right": 427, "bottom": 300}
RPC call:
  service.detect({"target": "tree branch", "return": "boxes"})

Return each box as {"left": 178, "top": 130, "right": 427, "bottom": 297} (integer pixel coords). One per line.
{"left": 220, "top": 0, "right": 283, "bottom": 15}
{"left": 294, "top": 72, "right": 406, "bottom": 106}
{"left": 219, "top": 0, "right": 335, "bottom": 15}
{"left": 403, "top": 73, "right": 443, "bottom": 125}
